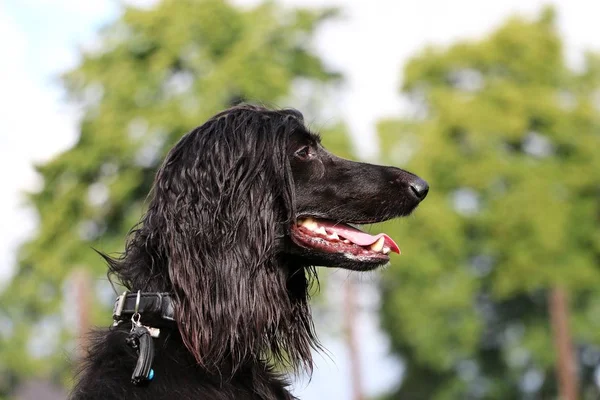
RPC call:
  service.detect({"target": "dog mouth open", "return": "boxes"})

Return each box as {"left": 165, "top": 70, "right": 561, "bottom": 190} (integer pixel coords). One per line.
{"left": 290, "top": 217, "right": 400, "bottom": 261}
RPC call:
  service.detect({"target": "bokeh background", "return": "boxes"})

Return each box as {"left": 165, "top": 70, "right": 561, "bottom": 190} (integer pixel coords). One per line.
{"left": 1, "top": 0, "right": 599, "bottom": 399}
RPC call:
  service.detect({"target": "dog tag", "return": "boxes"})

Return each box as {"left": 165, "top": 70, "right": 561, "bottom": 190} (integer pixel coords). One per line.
{"left": 145, "top": 326, "right": 161, "bottom": 338}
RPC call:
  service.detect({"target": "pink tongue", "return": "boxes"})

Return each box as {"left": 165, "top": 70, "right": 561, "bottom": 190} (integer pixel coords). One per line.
{"left": 318, "top": 220, "right": 400, "bottom": 254}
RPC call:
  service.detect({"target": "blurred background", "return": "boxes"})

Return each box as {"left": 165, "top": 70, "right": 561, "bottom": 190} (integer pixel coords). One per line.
{"left": 1, "top": 0, "right": 599, "bottom": 399}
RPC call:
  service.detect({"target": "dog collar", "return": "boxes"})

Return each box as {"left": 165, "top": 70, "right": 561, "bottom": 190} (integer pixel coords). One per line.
{"left": 112, "top": 291, "right": 175, "bottom": 327}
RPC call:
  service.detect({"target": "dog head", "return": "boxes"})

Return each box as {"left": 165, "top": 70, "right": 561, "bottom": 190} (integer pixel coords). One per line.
{"left": 283, "top": 109, "right": 428, "bottom": 271}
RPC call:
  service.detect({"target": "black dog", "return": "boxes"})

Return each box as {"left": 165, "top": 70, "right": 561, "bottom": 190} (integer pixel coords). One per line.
{"left": 70, "top": 105, "right": 428, "bottom": 399}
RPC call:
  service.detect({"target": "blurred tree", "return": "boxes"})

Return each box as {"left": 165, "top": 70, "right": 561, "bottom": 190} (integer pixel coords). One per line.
{"left": 0, "top": 0, "right": 343, "bottom": 395}
{"left": 376, "top": 7, "right": 600, "bottom": 399}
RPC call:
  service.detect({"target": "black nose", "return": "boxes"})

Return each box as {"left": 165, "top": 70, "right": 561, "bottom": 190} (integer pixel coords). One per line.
{"left": 409, "top": 178, "right": 429, "bottom": 201}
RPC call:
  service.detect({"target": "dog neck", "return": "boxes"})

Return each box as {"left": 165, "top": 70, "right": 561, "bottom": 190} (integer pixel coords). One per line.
{"left": 106, "top": 258, "right": 320, "bottom": 376}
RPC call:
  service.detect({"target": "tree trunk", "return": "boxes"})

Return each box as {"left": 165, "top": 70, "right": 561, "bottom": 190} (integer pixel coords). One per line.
{"left": 549, "top": 287, "right": 578, "bottom": 400}
{"left": 72, "top": 269, "right": 91, "bottom": 360}
{"left": 344, "top": 276, "right": 365, "bottom": 400}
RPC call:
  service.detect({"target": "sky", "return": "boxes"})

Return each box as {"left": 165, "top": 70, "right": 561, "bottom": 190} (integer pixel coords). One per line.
{"left": 1, "top": 0, "right": 599, "bottom": 398}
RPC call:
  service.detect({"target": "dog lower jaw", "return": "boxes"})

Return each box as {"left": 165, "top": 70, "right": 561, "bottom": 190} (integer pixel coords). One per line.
{"left": 289, "top": 246, "right": 389, "bottom": 271}
{"left": 339, "top": 252, "right": 390, "bottom": 271}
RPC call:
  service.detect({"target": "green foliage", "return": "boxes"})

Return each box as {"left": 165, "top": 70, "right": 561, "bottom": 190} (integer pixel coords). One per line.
{"left": 377, "top": 8, "right": 600, "bottom": 399}
{"left": 0, "top": 0, "right": 341, "bottom": 395}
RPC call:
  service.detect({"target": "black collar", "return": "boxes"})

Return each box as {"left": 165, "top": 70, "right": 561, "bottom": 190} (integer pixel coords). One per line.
{"left": 112, "top": 291, "right": 175, "bottom": 328}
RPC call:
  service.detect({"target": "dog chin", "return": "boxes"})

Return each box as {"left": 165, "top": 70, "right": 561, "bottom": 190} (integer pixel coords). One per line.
{"left": 287, "top": 243, "right": 390, "bottom": 271}
{"left": 319, "top": 253, "right": 389, "bottom": 271}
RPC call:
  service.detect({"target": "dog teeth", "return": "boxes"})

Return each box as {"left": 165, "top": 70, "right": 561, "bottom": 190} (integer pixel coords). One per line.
{"left": 382, "top": 246, "right": 391, "bottom": 255}
{"left": 370, "top": 237, "right": 385, "bottom": 252}
{"left": 300, "top": 218, "right": 318, "bottom": 231}
{"left": 342, "top": 239, "right": 350, "bottom": 244}
{"left": 299, "top": 218, "right": 337, "bottom": 239}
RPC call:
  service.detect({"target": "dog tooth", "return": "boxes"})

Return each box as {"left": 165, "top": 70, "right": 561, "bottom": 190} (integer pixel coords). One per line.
{"left": 301, "top": 218, "right": 318, "bottom": 231}
{"left": 315, "top": 226, "right": 327, "bottom": 235}
{"left": 328, "top": 232, "right": 339, "bottom": 240}
{"left": 382, "top": 246, "right": 391, "bottom": 255}
{"left": 370, "top": 237, "right": 385, "bottom": 252}
{"left": 343, "top": 239, "right": 350, "bottom": 244}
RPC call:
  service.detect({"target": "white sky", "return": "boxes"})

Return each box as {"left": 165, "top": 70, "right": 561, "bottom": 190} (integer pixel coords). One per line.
{"left": 1, "top": 0, "right": 598, "bottom": 398}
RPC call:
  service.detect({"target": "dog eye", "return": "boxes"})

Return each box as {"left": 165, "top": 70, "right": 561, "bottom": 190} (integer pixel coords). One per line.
{"left": 294, "top": 146, "right": 312, "bottom": 160}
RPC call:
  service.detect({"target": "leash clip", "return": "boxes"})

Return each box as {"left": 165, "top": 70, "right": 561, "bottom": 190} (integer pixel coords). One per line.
{"left": 131, "top": 290, "right": 142, "bottom": 328}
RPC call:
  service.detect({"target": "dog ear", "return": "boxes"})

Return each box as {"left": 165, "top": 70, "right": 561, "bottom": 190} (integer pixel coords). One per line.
{"left": 150, "top": 107, "right": 317, "bottom": 373}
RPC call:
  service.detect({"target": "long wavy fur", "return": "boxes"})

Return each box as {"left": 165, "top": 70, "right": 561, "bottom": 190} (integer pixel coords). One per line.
{"left": 102, "top": 105, "right": 319, "bottom": 376}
